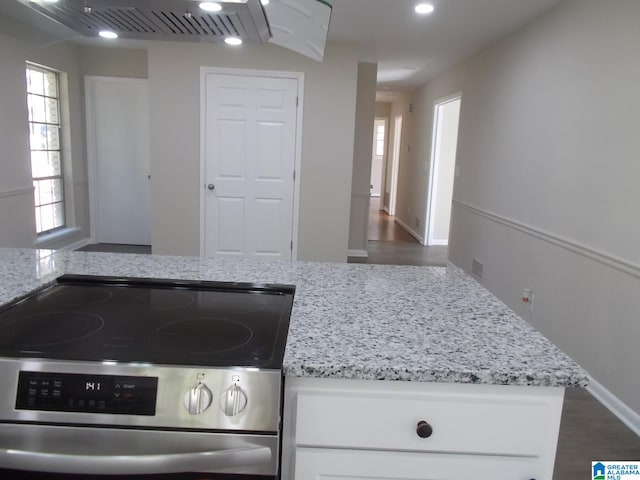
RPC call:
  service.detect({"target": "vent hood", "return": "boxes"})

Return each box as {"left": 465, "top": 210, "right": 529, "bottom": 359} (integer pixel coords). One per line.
{"left": 16, "top": 0, "right": 332, "bottom": 60}
{"left": 17, "top": 0, "right": 271, "bottom": 44}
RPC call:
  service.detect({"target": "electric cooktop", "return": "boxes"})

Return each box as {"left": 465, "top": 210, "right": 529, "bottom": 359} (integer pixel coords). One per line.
{"left": 0, "top": 275, "right": 295, "bottom": 370}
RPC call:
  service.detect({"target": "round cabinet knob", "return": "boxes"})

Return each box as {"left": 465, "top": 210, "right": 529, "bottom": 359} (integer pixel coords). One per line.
{"left": 207, "top": 184, "right": 215, "bottom": 190}
{"left": 220, "top": 384, "right": 248, "bottom": 417}
{"left": 416, "top": 420, "right": 433, "bottom": 438}
{"left": 183, "top": 383, "right": 213, "bottom": 415}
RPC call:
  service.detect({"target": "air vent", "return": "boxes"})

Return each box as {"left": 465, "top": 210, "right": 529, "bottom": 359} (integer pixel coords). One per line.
{"left": 17, "top": 0, "right": 270, "bottom": 44}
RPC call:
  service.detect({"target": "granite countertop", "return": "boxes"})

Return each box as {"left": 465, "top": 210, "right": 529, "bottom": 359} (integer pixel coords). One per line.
{"left": 0, "top": 248, "right": 588, "bottom": 387}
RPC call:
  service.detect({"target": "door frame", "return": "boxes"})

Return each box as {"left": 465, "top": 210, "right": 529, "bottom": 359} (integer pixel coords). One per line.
{"left": 371, "top": 117, "right": 388, "bottom": 199}
{"left": 199, "top": 67, "right": 304, "bottom": 260}
{"left": 386, "top": 115, "right": 402, "bottom": 216}
{"left": 85, "top": 75, "right": 151, "bottom": 245}
{"left": 425, "top": 92, "right": 462, "bottom": 245}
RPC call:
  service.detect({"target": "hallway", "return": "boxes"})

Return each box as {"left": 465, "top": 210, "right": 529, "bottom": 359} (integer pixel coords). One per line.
{"left": 367, "top": 197, "right": 416, "bottom": 242}
{"left": 349, "top": 198, "right": 449, "bottom": 267}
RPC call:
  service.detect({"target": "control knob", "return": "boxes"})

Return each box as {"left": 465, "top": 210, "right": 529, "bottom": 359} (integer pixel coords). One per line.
{"left": 221, "top": 384, "right": 247, "bottom": 417}
{"left": 183, "top": 383, "right": 212, "bottom": 415}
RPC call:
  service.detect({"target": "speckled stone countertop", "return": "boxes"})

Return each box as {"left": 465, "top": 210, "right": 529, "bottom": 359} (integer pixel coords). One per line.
{"left": 0, "top": 248, "right": 587, "bottom": 387}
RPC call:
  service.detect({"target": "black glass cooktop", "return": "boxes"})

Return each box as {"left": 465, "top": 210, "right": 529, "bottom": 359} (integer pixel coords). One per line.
{"left": 0, "top": 275, "right": 295, "bottom": 370}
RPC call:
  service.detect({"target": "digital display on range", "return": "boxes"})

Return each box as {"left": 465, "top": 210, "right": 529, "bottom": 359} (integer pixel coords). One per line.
{"left": 16, "top": 372, "right": 158, "bottom": 415}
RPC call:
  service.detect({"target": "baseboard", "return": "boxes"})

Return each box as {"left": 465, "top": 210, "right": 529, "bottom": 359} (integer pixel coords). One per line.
{"left": 429, "top": 239, "right": 449, "bottom": 246}
{"left": 59, "top": 237, "right": 91, "bottom": 251}
{"left": 586, "top": 376, "right": 640, "bottom": 437}
{"left": 347, "top": 249, "right": 368, "bottom": 258}
{"left": 394, "top": 218, "right": 425, "bottom": 244}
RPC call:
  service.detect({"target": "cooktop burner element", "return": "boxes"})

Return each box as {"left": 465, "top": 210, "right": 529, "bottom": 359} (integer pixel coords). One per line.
{"left": 0, "top": 275, "right": 295, "bottom": 369}
{"left": 10, "top": 311, "right": 105, "bottom": 347}
{"left": 49, "top": 288, "right": 114, "bottom": 306}
{"left": 155, "top": 317, "right": 255, "bottom": 354}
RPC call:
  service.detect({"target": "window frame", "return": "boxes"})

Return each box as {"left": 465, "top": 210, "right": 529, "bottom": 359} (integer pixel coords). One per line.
{"left": 26, "top": 63, "right": 66, "bottom": 235}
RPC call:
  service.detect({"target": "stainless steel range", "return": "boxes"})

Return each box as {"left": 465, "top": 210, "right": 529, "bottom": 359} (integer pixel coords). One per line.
{"left": 0, "top": 274, "right": 295, "bottom": 479}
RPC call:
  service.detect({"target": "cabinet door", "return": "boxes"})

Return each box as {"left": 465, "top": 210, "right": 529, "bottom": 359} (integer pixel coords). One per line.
{"left": 295, "top": 448, "right": 544, "bottom": 480}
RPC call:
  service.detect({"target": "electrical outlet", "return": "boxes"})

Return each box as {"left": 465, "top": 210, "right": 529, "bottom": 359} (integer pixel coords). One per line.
{"left": 522, "top": 288, "right": 534, "bottom": 311}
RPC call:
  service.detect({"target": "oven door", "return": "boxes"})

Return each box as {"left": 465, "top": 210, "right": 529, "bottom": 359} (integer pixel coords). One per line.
{"left": 0, "top": 423, "right": 278, "bottom": 479}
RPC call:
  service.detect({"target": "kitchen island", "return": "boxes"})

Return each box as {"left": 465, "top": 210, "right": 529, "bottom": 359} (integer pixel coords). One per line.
{"left": 0, "top": 248, "right": 587, "bottom": 479}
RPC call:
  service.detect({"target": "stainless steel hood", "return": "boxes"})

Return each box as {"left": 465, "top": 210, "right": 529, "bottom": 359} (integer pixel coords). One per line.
{"left": 16, "top": 0, "right": 272, "bottom": 44}
{"left": 14, "top": 0, "right": 332, "bottom": 60}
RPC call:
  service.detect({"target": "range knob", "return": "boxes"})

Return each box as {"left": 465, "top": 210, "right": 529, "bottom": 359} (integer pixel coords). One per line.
{"left": 183, "top": 383, "right": 213, "bottom": 415}
{"left": 220, "top": 384, "right": 247, "bottom": 417}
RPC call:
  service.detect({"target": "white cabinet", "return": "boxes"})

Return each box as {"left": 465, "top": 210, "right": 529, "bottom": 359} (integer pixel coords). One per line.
{"left": 282, "top": 377, "right": 564, "bottom": 480}
{"left": 295, "top": 449, "right": 544, "bottom": 480}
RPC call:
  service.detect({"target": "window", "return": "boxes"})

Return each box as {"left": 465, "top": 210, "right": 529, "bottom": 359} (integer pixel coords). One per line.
{"left": 26, "top": 64, "right": 65, "bottom": 234}
{"left": 375, "top": 123, "right": 385, "bottom": 156}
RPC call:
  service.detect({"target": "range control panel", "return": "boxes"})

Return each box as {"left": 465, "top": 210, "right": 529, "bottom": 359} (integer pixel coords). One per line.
{"left": 16, "top": 371, "right": 158, "bottom": 416}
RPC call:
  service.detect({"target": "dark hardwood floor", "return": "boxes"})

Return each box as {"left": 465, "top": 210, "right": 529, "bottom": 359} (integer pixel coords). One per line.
{"left": 349, "top": 197, "right": 449, "bottom": 267}
{"left": 367, "top": 197, "right": 417, "bottom": 242}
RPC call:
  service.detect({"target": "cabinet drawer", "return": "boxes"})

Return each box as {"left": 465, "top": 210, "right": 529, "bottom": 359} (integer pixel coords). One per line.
{"left": 295, "top": 448, "right": 546, "bottom": 480}
{"left": 294, "top": 382, "right": 563, "bottom": 457}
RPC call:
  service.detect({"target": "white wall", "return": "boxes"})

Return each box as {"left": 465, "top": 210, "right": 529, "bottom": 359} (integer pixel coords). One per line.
{"left": 384, "top": 93, "right": 411, "bottom": 216}
{"left": 80, "top": 46, "right": 148, "bottom": 79}
{"left": 375, "top": 101, "right": 391, "bottom": 119}
{"left": 148, "top": 42, "right": 359, "bottom": 262}
{"left": 412, "top": 0, "right": 640, "bottom": 415}
{"left": 387, "top": 92, "right": 426, "bottom": 237}
{"left": 348, "top": 63, "right": 377, "bottom": 254}
{"left": 0, "top": 31, "right": 88, "bottom": 249}
{"left": 0, "top": 33, "right": 35, "bottom": 247}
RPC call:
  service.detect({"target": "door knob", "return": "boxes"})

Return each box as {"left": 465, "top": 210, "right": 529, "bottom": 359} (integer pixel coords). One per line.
{"left": 207, "top": 184, "right": 215, "bottom": 190}
{"left": 416, "top": 420, "right": 433, "bottom": 438}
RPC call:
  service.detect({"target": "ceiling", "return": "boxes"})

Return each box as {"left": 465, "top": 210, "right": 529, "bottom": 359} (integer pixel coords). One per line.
{"left": 328, "top": 0, "right": 562, "bottom": 89}
{"left": 0, "top": 0, "right": 562, "bottom": 91}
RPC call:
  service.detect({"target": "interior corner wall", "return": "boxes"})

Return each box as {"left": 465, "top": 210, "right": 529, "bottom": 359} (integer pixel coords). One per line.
{"left": 383, "top": 92, "right": 411, "bottom": 215}
{"left": 348, "top": 62, "right": 378, "bottom": 253}
{"left": 415, "top": 0, "right": 640, "bottom": 414}
{"left": 147, "top": 42, "right": 359, "bottom": 262}
{"left": 0, "top": 31, "right": 88, "bottom": 249}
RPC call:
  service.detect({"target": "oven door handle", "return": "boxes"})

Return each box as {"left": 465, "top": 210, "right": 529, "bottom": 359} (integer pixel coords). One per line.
{"left": 0, "top": 445, "right": 272, "bottom": 475}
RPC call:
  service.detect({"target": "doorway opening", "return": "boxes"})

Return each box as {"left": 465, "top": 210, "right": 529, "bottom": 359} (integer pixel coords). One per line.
{"left": 386, "top": 115, "right": 402, "bottom": 216}
{"left": 425, "top": 94, "right": 461, "bottom": 246}
{"left": 85, "top": 76, "right": 152, "bottom": 247}
{"left": 367, "top": 114, "right": 414, "bottom": 243}
{"left": 370, "top": 118, "right": 386, "bottom": 199}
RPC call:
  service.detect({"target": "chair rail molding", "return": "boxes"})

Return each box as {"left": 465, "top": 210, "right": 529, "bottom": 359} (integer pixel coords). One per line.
{"left": 0, "top": 186, "right": 33, "bottom": 199}
{"left": 452, "top": 200, "right": 640, "bottom": 280}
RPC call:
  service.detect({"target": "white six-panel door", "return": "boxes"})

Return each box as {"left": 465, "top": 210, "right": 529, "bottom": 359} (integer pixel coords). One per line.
{"left": 202, "top": 71, "right": 299, "bottom": 260}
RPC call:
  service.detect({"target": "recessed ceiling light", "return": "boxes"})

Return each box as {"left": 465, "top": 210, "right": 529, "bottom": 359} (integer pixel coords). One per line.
{"left": 98, "top": 30, "right": 118, "bottom": 39}
{"left": 415, "top": 3, "right": 434, "bottom": 15}
{"left": 224, "top": 37, "right": 243, "bottom": 46}
{"left": 41, "top": 0, "right": 60, "bottom": 3}
{"left": 261, "top": 0, "right": 270, "bottom": 5}
{"left": 199, "top": 2, "right": 222, "bottom": 12}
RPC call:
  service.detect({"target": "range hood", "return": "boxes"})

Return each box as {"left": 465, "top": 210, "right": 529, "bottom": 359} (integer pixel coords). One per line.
{"left": 16, "top": 0, "right": 332, "bottom": 60}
